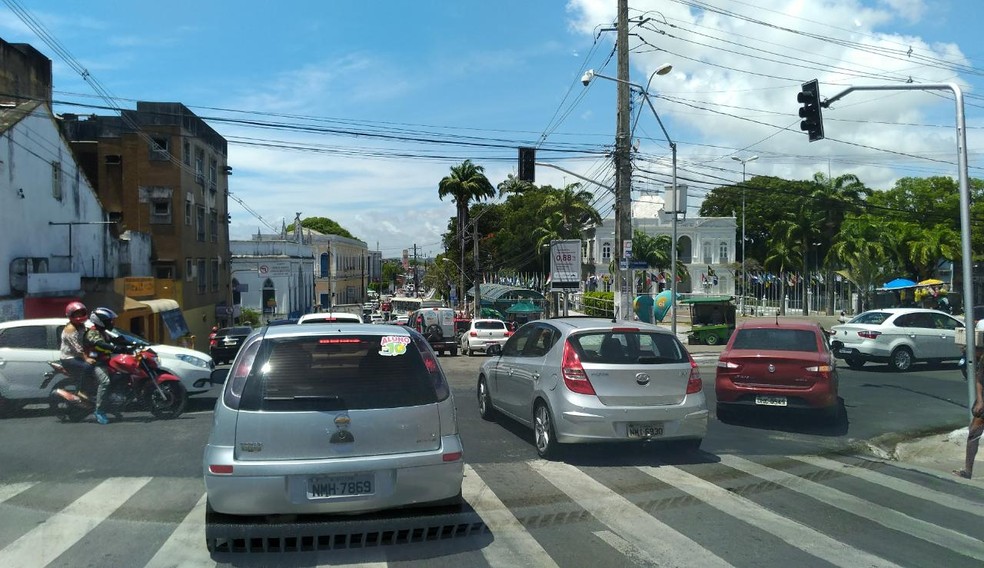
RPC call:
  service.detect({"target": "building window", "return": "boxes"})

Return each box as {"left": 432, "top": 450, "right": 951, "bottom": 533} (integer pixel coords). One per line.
{"left": 196, "top": 205, "right": 206, "bottom": 241}
{"left": 105, "top": 154, "right": 121, "bottom": 165}
{"left": 210, "top": 258, "right": 219, "bottom": 292}
{"left": 208, "top": 158, "right": 217, "bottom": 192}
{"left": 719, "top": 241, "right": 729, "bottom": 264}
{"left": 185, "top": 194, "right": 193, "bottom": 226}
{"left": 320, "top": 253, "right": 329, "bottom": 277}
{"left": 51, "top": 161, "right": 62, "bottom": 200}
{"left": 209, "top": 209, "right": 218, "bottom": 242}
{"left": 149, "top": 136, "right": 169, "bottom": 161}
{"left": 185, "top": 258, "right": 194, "bottom": 281}
{"left": 194, "top": 147, "right": 204, "bottom": 183}
{"left": 150, "top": 199, "right": 172, "bottom": 224}
{"left": 702, "top": 242, "right": 713, "bottom": 265}
{"left": 601, "top": 242, "right": 612, "bottom": 262}
{"left": 154, "top": 264, "right": 175, "bottom": 279}
{"left": 198, "top": 259, "right": 207, "bottom": 293}
{"left": 183, "top": 140, "right": 190, "bottom": 166}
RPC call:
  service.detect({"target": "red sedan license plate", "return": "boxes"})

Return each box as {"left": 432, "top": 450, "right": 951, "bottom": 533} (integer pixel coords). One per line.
{"left": 628, "top": 422, "right": 664, "bottom": 438}
{"left": 307, "top": 473, "right": 374, "bottom": 499}
{"left": 755, "top": 396, "right": 787, "bottom": 407}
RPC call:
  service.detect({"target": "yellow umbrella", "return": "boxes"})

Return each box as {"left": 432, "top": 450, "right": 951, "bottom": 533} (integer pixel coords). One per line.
{"left": 918, "top": 279, "right": 944, "bottom": 286}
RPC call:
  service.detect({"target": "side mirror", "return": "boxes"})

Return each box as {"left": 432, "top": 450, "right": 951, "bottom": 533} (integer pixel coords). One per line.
{"left": 209, "top": 368, "right": 230, "bottom": 386}
{"left": 487, "top": 344, "right": 502, "bottom": 356}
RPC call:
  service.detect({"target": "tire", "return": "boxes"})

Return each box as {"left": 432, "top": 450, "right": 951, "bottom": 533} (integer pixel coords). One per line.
{"left": 705, "top": 333, "right": 720, "bottom": 346}
{"left": 425, "top": 324, "right": 443, "bottom": 342}
{"left": 478, "top": 376, "right": 496, "bottom": 421}
{"left": 533, "top": 402, "right": 560, "bottom": 459}
{"left": 450, "top": 346, "right": 458, "bottom": 357}
{"left": 889, "top": 346, "right": 913, "bottom": 372}
{"left": 148, "top": 381, "right": 187, "bottom": 419}
{"left": 49, "top": 378, "right": 90, "bottom": 423}
{"left": 845, "top": 357, "right": 864, "bottom": 370}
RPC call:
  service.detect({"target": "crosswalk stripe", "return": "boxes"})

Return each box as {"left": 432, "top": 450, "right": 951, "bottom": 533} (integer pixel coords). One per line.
{"left": 0, "top": 482, "right": 36, "bottom": 504}
{"left": 638, "top": 464, "right": 901, "bottom": 568}
{"left": 463, "top": 464, "right": 558, "bottom": 568}
{"left": 719, "top": 455, "right": 984, "bottom": 562}
{"left": 144, "top": 493, "right": 213, "bottom": 568}
{"left": 531, "top": 460, "right": 733, "bottom": 568}
{"left": 792, "top": 455, "right": 984, "bottom": 517}
{"left": 0, "top": 476, "right": 151, "bottom": 567}
{"left": 592, "top": 530, "right": 662, "bottom": 566}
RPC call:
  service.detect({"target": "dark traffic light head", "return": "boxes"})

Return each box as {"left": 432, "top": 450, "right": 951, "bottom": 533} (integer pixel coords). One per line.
{"left": 797, "top": 79, "right": 824, "bottom": 142}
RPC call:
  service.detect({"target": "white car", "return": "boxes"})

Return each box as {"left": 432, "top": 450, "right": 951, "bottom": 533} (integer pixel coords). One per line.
{"left": 460, "top": 318, "right": 512, "bottom": 356}
{"left": 0, "top": 318, "right": 214, "bottom": 413}
{"left": 829, "top": 308, "right": 964, "bottom": 372}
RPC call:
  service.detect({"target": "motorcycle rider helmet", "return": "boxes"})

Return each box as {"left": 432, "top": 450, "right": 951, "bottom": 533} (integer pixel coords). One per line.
{"left": 65, "top": 301, "right": 88, "bottom": 326}
{"left": 89, "top": 307, "right": 118, "bottom": 331}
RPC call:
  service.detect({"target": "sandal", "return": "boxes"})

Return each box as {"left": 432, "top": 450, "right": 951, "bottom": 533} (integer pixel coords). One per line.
{"left": 953, "top": 469, "right": 972, "bottom": 479}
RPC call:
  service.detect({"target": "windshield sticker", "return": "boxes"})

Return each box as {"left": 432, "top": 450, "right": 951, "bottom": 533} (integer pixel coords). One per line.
{"left": 379, "top": 335, "right": 411, "bottom": 356}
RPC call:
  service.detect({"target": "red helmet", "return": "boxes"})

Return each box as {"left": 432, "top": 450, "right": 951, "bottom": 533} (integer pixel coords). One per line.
{"left": 65, "top": 301, "right": 88, "bottom": 326}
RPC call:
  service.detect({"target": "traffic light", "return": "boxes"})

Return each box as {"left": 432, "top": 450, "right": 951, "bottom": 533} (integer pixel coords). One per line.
{"left": 797, "top": 79, "right": 824, "bottom": 142}
{"left": 518, "top": 147, "right": 535, "bottom": 182}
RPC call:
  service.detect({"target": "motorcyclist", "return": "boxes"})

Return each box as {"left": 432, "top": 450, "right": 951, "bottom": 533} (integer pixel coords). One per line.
{"left": 84, "top": 307, "right": 129, "bottom": 425}
{"left": 59, "top": 301, "right": 98, "bottom": 389}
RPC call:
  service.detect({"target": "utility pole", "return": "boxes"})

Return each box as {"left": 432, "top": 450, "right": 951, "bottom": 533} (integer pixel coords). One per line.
{"left": 413, "top": 244, "right": 420, "bottom": 298}
{"left": 614, "top": 0, "right": 632, "bottom": 321}
{"left": 473, "top": 222, "right": 481, "bottom": 317}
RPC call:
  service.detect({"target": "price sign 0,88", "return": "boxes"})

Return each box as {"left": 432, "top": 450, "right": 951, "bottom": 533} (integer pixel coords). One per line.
{"left": 550, "top": 240, "right": 581, "bottom": 291}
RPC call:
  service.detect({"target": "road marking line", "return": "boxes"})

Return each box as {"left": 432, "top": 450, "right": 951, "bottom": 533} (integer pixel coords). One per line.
{"left": 719, "top": 455, "right": 984, "bottom": 562}
{"left": 0, "top": 477, "right": 151, "bottom": 567}
{"left": 592, "top": 530, "right": 661, "bottom": 566}
{"left": 792, "top": 455, "right": 984, "bottom": 517}
{"left": 531, "top": 460, "right": 732, "bottom": 568}
{"left": 144, "top": 493, "right": 213, "bottom": 568}
{"left": 0, "top": 482, "right": 36, "bottom": 504}
{"left": 638, "top": 465, "right": 900, "bottom": 568}
{"left": 463, "top": 464, "right": 558, "bottom": 568}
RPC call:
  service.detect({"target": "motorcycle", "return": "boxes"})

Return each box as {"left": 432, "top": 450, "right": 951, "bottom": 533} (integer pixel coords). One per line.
{"left": 43, "top": 345, "right": 188, "bottom": 422}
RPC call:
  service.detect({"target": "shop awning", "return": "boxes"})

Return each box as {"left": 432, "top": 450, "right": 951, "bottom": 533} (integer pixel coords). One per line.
{"left": 141, "top": 299, "right": 180, "bottom": 313}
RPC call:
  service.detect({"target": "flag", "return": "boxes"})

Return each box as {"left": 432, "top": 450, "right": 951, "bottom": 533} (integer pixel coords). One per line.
{"left": 707, "top": 265, "right": 716, "bottom": 277}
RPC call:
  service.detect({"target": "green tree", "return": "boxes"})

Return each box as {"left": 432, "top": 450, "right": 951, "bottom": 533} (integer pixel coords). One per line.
{"left": 538, "top": 183, "right": 602, "bottom": 236}
{"left": 287, "top": 216, "right": 355, "bottom": 239}
{"left": 764, "top": 229, "right": 801, "bottom": 316}
{"left": 438, "top": 160, "right": 495, "bottom": 300}
{"left": 810, "top": 172, "right": 871, "bottom": 314}
{"left": 830, "top": 216, "right": 889, "bottom": 312}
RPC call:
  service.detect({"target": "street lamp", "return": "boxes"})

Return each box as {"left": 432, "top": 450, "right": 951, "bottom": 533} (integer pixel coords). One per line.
{"left": 731, "top": 155, "right": 758, "bottom": 316}
{"left": 582, "top": 64, "right": 679, "bottom": 333}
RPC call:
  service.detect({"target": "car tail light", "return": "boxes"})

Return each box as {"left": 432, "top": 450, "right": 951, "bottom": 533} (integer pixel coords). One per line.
{"left": 470, "top": 331, "right": 478, "bottom": 337}
{"left": 442, "top": 451, "right": 463, "bottom": 462}
{"left": 806, "top": 364, "right": 833, "bottom": 379}
{"left": 208, "top": 464, "right": 233, "bottom": 475}
{"left": 857, "top": 330, "right": 881, "bottom": 340}
{"left": 717, "top": 360, "right": 740, "bottom": 369}
{"left": 561, "top": 340, "right": 595, "bottom": 395}
{"left": 504, "top": 330, "right": 513, "bottom": 337}
{"left": 209, "top": 338, "right": 217, "bottom": 347}
{"left": 686, "top": 354, "right": 703, "bottom": 394}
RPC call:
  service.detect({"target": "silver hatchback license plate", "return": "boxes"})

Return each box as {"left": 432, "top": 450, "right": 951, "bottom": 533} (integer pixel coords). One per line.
{"left": 307, "top": 473, "right": 374, "bottom": 499}
{"left": 628, "top": 422, "right": 664, "bottom": 438}
{"left": 755, "top": 395, "right": 787, "bottom": 407}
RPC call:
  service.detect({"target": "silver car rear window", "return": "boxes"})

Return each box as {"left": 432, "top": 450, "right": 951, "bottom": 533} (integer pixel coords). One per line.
{"left": 731, "top": 329, "right": 819, "bottom": 352}
{"left": 570, "top": 332, "right": 687, "bottom": 364}
{"left": 237, "top": 335, "right": 442, "bottom": 411}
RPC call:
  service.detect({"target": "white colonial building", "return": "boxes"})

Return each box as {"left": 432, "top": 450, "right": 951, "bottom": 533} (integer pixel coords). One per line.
{"left": 230, "top": 229, "right": 315, "bottom": 322}
{"left": 583, "top": 194, "right": 737, "bottom": 296}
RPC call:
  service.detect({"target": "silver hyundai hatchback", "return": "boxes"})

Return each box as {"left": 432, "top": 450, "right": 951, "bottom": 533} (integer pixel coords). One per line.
{"left": 203, "top": 324, "right": 463, "bottom": 516}
{"left": 478, "top": 318, "right": 708, "bottom": 459}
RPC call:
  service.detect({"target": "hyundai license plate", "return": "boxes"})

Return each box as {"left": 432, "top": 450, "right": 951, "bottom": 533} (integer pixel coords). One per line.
{"left": 755, "top": 395, "right": 787, "bottom": 407}
{"left": 628, "top": 422, "right": 664, "bottom": 438}
{"left": 307, "top": 473, "right": 374, "bottom": 499}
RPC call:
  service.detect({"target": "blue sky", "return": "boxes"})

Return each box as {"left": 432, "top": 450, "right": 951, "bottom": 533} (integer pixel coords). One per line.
{"left": 2, "top": 0, "right": 982, "bottom": 258}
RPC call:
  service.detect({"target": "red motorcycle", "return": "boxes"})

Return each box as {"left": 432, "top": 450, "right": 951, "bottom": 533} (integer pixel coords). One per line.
{"left": 44, "top": 345, "right": 187, "bottom": 422}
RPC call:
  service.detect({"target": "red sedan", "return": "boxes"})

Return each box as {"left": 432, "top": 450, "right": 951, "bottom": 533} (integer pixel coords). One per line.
{"left": 715, "top": 320, "right": 840, "bottom": 423}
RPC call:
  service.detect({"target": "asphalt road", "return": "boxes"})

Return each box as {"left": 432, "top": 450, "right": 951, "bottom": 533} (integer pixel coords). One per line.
{"left": 0, "top": 354, "right": 980, "bottom": 567}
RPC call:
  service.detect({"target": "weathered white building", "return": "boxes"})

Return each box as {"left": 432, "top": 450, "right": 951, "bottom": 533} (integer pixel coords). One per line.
{"left": 0, "top": 99, "right": 150, "bottom": 321}
{"left": 230, "top": 231, "right": 315, "bottom": 322}
{"left": 583, "top": 194, "right": 737, "bottom": 296}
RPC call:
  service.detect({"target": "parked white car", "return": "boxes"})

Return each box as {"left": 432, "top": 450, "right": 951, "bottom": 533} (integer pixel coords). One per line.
{"left": 829, "top": 308, "right": 964, "bottom": 372}
{"left": 460, "top": 318, "right": 512, "bottom": 356}
{"left": 0, "top": 318, "right": 214, "bottom": 413}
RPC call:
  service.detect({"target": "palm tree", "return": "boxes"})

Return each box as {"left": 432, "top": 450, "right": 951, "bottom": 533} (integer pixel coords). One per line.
{"left": 438, "top": 160, "right": 495, "bottom": 308}
{"left": 830, "top": 217, "right": 889, "bottom": 312}
{"left": 811, "top": 172, "right": 870, "bottom": 313}
{"left": 538, "top": 183, "right": 603, "bottom": 234}
{"left": 764, "top": 230, "right": 801, "bottom": 316}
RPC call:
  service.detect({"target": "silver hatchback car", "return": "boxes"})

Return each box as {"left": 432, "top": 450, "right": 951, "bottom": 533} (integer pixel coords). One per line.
{"left": 203, "top": 324, "right": 463, "bottom": 517}
{"left": 478, "top": 318, "right": 708, "bottom": 459}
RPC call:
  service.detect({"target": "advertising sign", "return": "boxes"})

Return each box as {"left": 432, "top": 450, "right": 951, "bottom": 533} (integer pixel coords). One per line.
{"left": 549, "top": 240, "right": 581, "bottom": 291}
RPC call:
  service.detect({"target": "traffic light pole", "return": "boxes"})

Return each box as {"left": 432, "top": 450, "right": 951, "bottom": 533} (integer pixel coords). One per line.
{"left": 823, "top": 82, "right": 974, "bottom": 417}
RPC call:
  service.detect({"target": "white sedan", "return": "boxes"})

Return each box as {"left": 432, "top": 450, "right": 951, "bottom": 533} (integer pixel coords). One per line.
{"left": 460, "top": 319, "right": 512, "bottom": 356}
{"left": 829, "top": 307, "right": 964, "bottom": 372}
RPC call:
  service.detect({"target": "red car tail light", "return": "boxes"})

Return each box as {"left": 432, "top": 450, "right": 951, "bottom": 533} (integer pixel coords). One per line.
{"left": 442, "top": 451, "right": 463, "bottom": 462}
{"left": 469, "top": 331, "right": 478, "bottom": 337}
{"left": 717, "top": 360, "right": 740, "bottom": 369}
{"left": 208, "top": 464, "right": 233, "bottom": 475}
{"left": 806, "top": 364, "right": 833, "bottom": 379}
{"left": 686, "top": 354, "right": 703, "bottom": 394}
{"left": 209, "top": 338, "right": 217, "bottom": 347}
{"left": 561, "top": 340, "right": 596, "bottom": 395}
{"left": 857, "top": 330, "right": 881, "bottom": 340}
{"left": 504, "top": 330, "right": 513, "bottom": 337}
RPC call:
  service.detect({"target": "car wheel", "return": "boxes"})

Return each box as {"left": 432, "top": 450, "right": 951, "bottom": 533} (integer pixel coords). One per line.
{"left": 889, "top": 346, "right": 914, "bottom": 372}
{"left": 478, "top": 376, "right": 496, "bottom": 421}
{"left": 845, "top": 357, "right": 864, "bottom": 370}
{"left": 533, "top": 402, "right": 560, "bottom": 459}
{"left": 705, "top": 333, "right": 719, "bottom": 346}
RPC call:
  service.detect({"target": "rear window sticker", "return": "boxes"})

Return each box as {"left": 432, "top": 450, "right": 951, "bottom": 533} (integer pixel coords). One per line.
{"left": 379, "top": 335, "right": 411, "bottom": 356}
